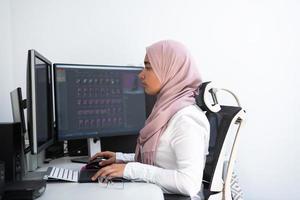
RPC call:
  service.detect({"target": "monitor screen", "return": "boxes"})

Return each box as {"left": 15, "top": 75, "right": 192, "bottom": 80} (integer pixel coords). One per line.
{"left": 54, "top": 64, "right": 146, "bottom": 141}
{"left": 27, "top": 49, "right": 55, "bottom": 154}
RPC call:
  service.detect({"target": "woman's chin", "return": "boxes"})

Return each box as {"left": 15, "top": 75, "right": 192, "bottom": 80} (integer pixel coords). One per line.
{"left": 145, "top": 90, "right": 157, "bottom": 96}
{"left": 145, "top": 90, "right": 151, "bottom": 95}
{"left": 144, "top": 88, "right": 152, "bottom": 95}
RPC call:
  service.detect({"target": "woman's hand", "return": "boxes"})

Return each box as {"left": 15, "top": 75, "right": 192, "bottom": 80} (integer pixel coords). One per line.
{"left": 90, "top": 151, "right": 116, "bottom": 167}
{"left": 91, "top": 163, "right": 126, "bottom": 181}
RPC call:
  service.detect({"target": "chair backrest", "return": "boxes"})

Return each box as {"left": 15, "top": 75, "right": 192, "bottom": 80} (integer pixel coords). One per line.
{"left": 151, "top": 81, "right": 245, "bottom": 200}
{"left": 195, "top": 82, "right": 245, "bottom": 199}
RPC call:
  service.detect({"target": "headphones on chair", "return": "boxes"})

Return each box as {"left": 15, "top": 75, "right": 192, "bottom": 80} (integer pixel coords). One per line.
{"left": 196, "top": 82, "right": 221, "bottom": 113}
{"left": 196, "top": 81, "right": 242, "bottom": 112}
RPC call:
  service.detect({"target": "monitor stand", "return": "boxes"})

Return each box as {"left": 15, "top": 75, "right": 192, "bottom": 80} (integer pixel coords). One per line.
{"left": 71, "top": 138, "right": 101, "bottom": 163}
{"left": 23, "top": 150, "right": 48, "bottom": 181}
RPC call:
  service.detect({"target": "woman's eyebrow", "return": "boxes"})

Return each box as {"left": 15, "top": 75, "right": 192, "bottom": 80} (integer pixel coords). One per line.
{"left": 144, "top": 61, "right": 150, "bottom": 65}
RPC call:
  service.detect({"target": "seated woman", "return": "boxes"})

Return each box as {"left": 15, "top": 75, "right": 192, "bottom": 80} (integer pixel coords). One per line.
{"left": 91, "top": 40, "right": 210, "bottom": 198}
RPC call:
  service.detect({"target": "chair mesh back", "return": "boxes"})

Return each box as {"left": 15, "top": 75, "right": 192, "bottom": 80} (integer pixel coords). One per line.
{"left": 203, "top": 106, "right": 242, "bottom": 189}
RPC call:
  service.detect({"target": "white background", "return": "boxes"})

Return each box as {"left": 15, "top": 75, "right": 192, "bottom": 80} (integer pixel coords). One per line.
{"left": 0, "top": 0, "right": 299, "bottom": 199}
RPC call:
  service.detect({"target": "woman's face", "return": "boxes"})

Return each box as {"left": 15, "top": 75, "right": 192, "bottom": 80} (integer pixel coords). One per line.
{"left": 138, "top": 54, "right": 162, "bottom": 95}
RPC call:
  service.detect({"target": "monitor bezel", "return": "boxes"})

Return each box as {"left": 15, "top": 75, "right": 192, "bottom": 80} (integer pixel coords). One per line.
{"left": 53, "top": 63, "right": 145, "bottom": 141}
{"left": 27, "top": 49, "right": 55, "bottom": 154}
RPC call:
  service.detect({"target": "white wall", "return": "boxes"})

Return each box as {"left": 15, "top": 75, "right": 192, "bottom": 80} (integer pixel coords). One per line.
{"left": 0, "top": 0, "right": 13, "bottom": 122}
{"left": 1, "top": 0, "right": 299, "bottom": 199}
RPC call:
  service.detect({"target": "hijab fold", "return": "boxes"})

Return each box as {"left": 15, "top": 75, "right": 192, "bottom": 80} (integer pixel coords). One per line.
{"left": 135, "top": 40, "right": 202, "bottom": 165}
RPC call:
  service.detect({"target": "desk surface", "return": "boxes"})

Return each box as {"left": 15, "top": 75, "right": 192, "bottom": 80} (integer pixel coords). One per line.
{"left": 30, "top": 157, "right": 164, "bottom": 200}
{"left": 40, "top": 182, "right": 163, "bottom": 200}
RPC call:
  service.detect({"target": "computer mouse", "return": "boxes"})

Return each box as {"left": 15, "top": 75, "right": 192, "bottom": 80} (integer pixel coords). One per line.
{"left": 85, "top": 157, "right": 105, "bottom": 170}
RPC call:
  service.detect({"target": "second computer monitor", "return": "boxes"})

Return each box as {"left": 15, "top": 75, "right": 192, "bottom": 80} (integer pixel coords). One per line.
{"left": 54, "top": 64, "right": 146, "bottom": 141}
{"left": 27, "top": 50, "right": 55, "bottom": 154}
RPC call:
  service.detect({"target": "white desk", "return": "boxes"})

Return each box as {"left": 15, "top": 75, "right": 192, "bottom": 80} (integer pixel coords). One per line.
{"left": 40, "top": 182, "right": 163, "bottom": 200}
{"left": 31, "top": 157, "right": 164, "bottom": 200}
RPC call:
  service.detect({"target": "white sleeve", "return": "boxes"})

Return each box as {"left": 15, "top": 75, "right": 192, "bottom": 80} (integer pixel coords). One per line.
{"left": 116, "top": 152, "right": 135, "bottom": 162}
{"left": 123, "top": 116, "right": 208, "bottom": 197}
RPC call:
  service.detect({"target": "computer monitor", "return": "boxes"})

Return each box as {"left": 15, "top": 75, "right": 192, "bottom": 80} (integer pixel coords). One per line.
{"left": 10, "top": 88, "right": 26, "bottom": 135}
{"left": 54, "top": 64, "right": 146, "bottom": 161}
{"left": 26, "top": 49, "right": 55, "bottom": 154}
{"left": 10, "top": 87, "right": 28, "bottom": 176}
{"left": 10, "top": 87, "right": 30, "bottom": 153}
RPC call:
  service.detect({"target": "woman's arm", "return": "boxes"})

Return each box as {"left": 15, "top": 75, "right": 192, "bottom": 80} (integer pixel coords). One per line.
{"left": 123, "top": 115, "right": 209, "bottom": 197}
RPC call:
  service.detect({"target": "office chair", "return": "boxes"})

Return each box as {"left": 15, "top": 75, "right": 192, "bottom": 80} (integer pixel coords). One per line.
{"left": 164, "top": 82, "right": 246, "bottom": 200}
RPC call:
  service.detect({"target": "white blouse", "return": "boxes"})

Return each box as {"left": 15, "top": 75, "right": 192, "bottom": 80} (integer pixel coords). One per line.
{"left": 116, "top": 105, "right": 210, "bottom": 197}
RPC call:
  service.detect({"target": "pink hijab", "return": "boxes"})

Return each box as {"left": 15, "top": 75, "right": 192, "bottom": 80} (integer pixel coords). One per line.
{"left": 135, "top": 40, "right": 202, "bottom": 165}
